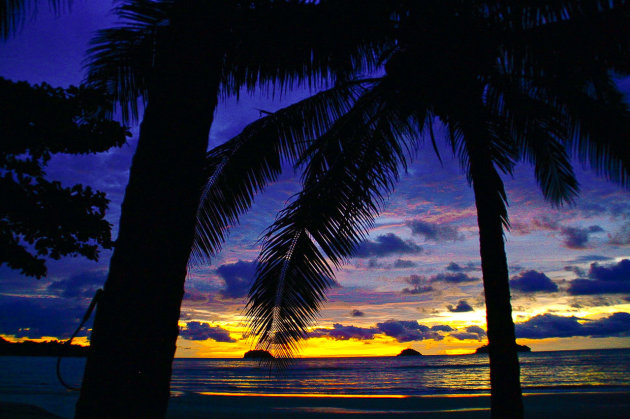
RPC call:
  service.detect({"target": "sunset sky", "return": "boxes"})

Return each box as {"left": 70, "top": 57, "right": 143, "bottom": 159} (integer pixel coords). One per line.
{"left": 1, "top": 2, "right": 630, "bottom": 357}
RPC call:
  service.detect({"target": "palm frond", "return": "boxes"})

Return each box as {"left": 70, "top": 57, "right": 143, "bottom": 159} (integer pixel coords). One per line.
{"left": 220, "top": 0, "right": 395, "bottom": 98}
{"left": 485, "top": 73, "right": 579, "bottom": 205}
{"left": 190, "top": 79, "right": 373, "bottom": 264}
{"left": 1, "top": 0, "right": 69, "bottom": 40}
{"left": 246, "top": 79, "right": 424, "bottom": 358}
{"left": 564, "top": 76, "right": 630, "bottom": 188}
{"left": 84, "top": 1, "right": 172, "bottom": 123}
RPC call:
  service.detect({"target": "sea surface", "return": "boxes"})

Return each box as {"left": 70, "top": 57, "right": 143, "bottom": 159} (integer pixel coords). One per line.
{"left": 0, "top": 348, "right": 629, "bottom": 417}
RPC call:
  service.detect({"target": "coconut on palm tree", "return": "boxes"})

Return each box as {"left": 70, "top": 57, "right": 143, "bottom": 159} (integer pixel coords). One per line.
{"left": 195, "top": 2, "right": 630, "bottom": 418}
{"left": 75, "top": 0, "right": 392, "bottom": 416}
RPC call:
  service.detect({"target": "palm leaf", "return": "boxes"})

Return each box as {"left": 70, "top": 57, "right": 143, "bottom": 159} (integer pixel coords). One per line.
{"left": 1, "top": 0, "right": 69, "bottom": 39}
{"left": 220, "top": 0, "right": 395, "bottom": 98}
{"left": 84, "top": 1, "right": 172, "bottom": 124}
{"left": 190, "top": 79, "right": 373, "bottom": 264}
{"left": 485, "top": 72, "right": 579, "bottom": 205}
{"left": 246, "top": 79, "right": 425, "bottom": 357}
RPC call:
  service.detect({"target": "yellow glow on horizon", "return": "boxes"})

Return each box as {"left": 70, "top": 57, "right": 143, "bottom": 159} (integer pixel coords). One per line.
{"left": 444, "top": 348, "right": 476, "bottom": 355}
{"left": 0, "top": 335, "right": 90, "bottom": 346}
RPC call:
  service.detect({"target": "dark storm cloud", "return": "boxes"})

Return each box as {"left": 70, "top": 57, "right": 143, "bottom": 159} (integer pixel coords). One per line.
{"left": 560, "top": 225, "right": 604, "bottom": 249}
{"left": 510, "top": 270, "right": 558, "bottom": 293}
{"left": 0, "top": 295, "right": 89, "bottom": 339}
{"left": 515, "top": 312, "right": 630, "bottom": 339}
{"left": 393, "top": 259, "right": 417, "bottom": 268}
{"left": 179, "top": 321, "right": 235, "bottom": 342}
{"left": 407, "top": 220, "right": 463, "bottom": 242}
{"left": 445, "top": 262, "right": 478, "bottom": 272}
{"left": 215, "top": 260, "right": 257, "bottom": 299}
{"left": 610, "top": 222, "right": 630, "bottom": 246}
{"left": 567, "top": 259, "right": 630, "bottom": 295}
{"left": 447, "top": 300, "right": 474, "bottom": 312}
{"left": 431, "top": 272, "right": 479, "bottom": 283}
{"left": 376, "top": 320, "right": 443, "bottom": 342}
{"left": 401, "top": 275, "right": 434, "bottom": 295}
{"left": 309, "top": 323, "right": 379, "bottom": 341}
{"left": 350, "top": 309, "right": 365, "bottom": 317}
{"left": 354, "top": 234, "right": 423, "bottom": 258}
{"left": 47, "top": 270, "right": 107, "bottom": 299}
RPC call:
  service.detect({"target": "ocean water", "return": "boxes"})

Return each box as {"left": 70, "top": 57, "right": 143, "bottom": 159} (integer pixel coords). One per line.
{"left": 0, "top": 349, "right": 629, "bottom": 417}
{"left": 170, "top": 349, "right": 630, "bottom": 395}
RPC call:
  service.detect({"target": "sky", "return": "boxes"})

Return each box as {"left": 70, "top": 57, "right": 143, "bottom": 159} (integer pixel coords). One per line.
{"left": 1, "top": 1, "right": 630, "bottom": 357}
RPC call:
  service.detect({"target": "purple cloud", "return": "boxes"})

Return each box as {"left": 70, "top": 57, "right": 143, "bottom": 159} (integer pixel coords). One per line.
{"left": 47, "top": 270, "right": 106, "bottom": 299}
{"left": 446, "top": 262, "right": 479, "bottom": 272}
{"left": 431, "top": 272, "right": 479, "bottom": 283}
{"left": 401, "top": 275, "right": 434, "bottom": 295}
{"left": 609, "top": 222, "right": 630, "bottom": 246}
{"left": 515, "top": 312, "right": 630, "bottom": 339}
{"left": 450, "top": 325, "right": 487, "bottom": 341}
{"left": 309, "top": 323, "right": 378, "bottom": 340}
{"left": 510, "top": 270, "right": 558, "bottom": 293}
{"left": 430, "top": 325, "right": 454, "bottom": 332}
{"left": 350, "top": 309, "right": 365, "bottom": 317}
{"left": 407, "top": 220, "right": 463, "bottom": 242}
{"left": 179, "top": 321, "right": 235, "bottom": 342}
{"left": 354, "top": 234, "right": 423, "bottom": 258}
{"left": 447, "top": 300, "right": 474, "bottom": 312}
{"left": 376, "top": 320, "right": 443, "bottom": 342}
{"left": 393, "top": 259, "right": 416, "bottom": 268}
{"left": 0, "top": 295, "right": 90, "bottom": 339}
{"left": 567, "top": 259, "right": 630, "bottom": 295}
{"left": 215, "top": 260, "right": 256, "bottom": 299}
{"left": 560, "top": 225, "right": 604, "bottom": 249}
{"left": 532, "top": 216, "right": 560, "bottom": 231}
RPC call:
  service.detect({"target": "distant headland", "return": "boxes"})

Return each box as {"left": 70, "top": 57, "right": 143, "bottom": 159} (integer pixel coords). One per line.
{"left": 0, "top": 337, "right": 88, "bottom": 357}
{"left": 475, "top": 344, "right": 531, "bottom": 354}
{"left": 397, "top": 348, "right": 422, "bottom": 357}
{"left": 243, "top": 350, "right": 274, "bottom": 359}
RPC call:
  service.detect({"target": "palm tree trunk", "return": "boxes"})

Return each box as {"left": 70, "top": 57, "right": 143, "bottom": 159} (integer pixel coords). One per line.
{"left": 470, "top": 152, "right": 524, "bottom": 418}
{"left": 75, "top": 3, "right": 224, "bottom": 417}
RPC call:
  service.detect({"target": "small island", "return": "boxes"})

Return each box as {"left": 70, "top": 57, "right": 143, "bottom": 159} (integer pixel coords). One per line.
{"left": 397, "top": 348, "right": 422, "bottom": 357}
{"left": 475, "top": 344, "right": 531, "bottom": 354}
{"left": 243, "top": 349, "right": 274, "bottom": 359}
{"left": 0, "top": 337, "right": 88, "bottom": 357}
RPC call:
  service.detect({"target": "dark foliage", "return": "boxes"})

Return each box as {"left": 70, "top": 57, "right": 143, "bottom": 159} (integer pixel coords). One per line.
{"left": 397, "top": 348, "right": 422, "bottom": 357}
{"left": 0, "top": 336, "right": 88, "bottom": 357}
{"left": 476, "top": 344, "right": 531, "bottom": 354}
{"left": 0, "top": 77, "right": 128, "bottom": 277}
{"left": 243, "top": 349, "right": 274, "bottom": 359}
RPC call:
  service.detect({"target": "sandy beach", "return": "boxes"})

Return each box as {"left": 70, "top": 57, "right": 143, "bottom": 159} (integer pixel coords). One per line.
{"left": 164, "top": 392, "right": 630, "bottom": 418}
{"left": 2, "top": 392, "right": 629, "bottom": 418}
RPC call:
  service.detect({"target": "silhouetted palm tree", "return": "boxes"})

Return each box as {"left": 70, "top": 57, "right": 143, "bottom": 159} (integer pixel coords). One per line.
{"left": 76, "top": 0, "right": 391, "bottom": 416}
{"left": 211, "top": 2, "right": 630, "bottom": 418}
